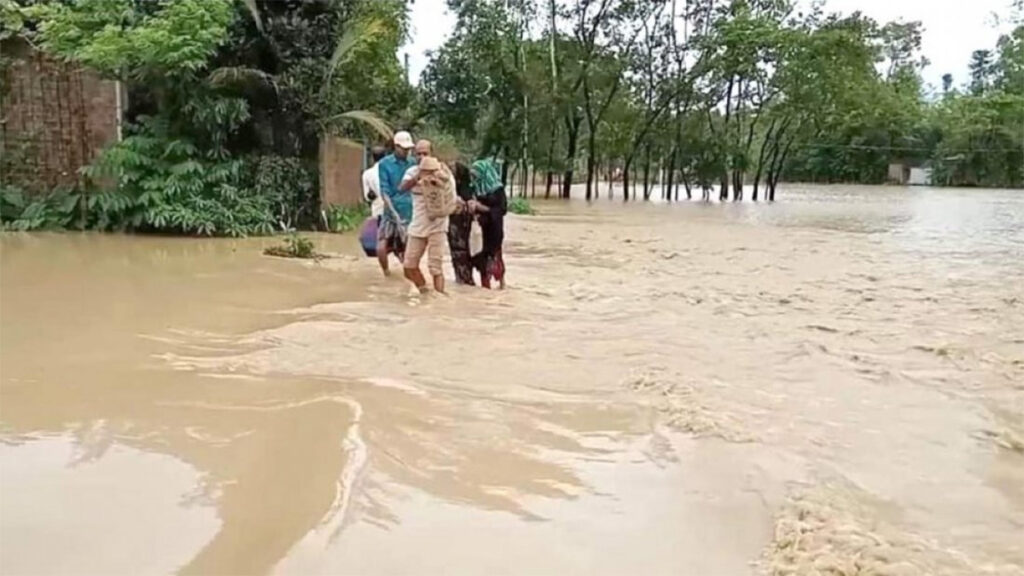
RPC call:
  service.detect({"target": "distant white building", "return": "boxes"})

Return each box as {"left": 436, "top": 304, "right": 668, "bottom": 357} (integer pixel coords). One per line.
{"left": 908, "top": 167, "right": 932, "bottom": 186}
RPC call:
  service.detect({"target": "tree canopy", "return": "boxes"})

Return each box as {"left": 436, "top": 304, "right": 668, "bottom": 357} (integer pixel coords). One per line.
{"left": 420, "top": 0, "right": 1024, "bottom": 199}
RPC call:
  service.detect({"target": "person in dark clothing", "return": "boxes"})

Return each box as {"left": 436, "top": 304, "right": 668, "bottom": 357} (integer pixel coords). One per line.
{"left": 447, "top": 161, "right": 475, "bottom": 285}
{"left": 469, "top": 158, "right": 507, "bottom": 289}
{"left": 469, "top": 189, "right": 507, "bottom": 289}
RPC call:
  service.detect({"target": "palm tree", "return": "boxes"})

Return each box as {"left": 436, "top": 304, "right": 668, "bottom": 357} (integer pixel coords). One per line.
{"left": 214, "top": 0, "right": 395, "bottom": 142}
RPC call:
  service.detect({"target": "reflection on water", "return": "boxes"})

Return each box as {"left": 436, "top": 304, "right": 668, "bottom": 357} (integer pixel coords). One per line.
{"left": 2, "top": 186, "right": 1023, "bottom": 575}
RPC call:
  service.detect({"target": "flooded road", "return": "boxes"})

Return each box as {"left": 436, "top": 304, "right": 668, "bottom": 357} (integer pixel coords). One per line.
{"left": 2, "top": 185, "right": 1023, "bottom": 575}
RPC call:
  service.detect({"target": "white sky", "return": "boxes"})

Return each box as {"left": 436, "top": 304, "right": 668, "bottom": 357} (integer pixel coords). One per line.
{"left": 401, "top": 0, "right": 1014, "bottom": 90}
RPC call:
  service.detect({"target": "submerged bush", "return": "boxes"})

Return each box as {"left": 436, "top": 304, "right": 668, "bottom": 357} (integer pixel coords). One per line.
{"left": 1, "top": 185, "right": 81, "bottom": 231}
{"left": 324, "top": 203, "right": 370, "bottom": 233}
{"left": 507, "top": 196, "right": 535, "bottom": 215}
{"left": 264, "top": 233, "right": 321, "bottom": 259}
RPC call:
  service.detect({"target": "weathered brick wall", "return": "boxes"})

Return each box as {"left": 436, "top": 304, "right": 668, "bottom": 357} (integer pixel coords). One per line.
{"left": 319, "top": 136, "right": 365, "bottom": 207}
{"left": 1, "top": 40, "right": 118, "bottom": 194}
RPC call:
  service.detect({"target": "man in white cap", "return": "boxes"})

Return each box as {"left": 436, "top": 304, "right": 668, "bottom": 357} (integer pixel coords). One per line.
{"left": 375, "top": 130, "right": 417, "bottom": 276}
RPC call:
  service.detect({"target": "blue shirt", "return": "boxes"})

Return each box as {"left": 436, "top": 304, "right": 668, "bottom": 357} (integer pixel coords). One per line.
{"left": 377, "top": 153, "right": 416, "bottom": 224}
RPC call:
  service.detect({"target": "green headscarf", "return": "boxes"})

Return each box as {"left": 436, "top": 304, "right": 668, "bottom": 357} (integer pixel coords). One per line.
{"left": 470, "top": 158, "right": 502, "bottom": 197}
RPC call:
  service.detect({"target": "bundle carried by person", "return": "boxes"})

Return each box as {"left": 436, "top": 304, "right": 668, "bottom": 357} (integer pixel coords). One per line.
{"left": 418, "top": 157, "right": 456, "bottom": 220}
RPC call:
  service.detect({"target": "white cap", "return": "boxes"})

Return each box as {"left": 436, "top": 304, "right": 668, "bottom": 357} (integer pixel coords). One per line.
{"left": 393, "top": 131, "right": 414, "bottom": 149}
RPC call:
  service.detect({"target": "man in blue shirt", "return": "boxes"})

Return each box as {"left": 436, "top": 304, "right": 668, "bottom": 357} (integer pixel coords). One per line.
{"left": 376, "top": 130, "right": 417, "bottom": 276}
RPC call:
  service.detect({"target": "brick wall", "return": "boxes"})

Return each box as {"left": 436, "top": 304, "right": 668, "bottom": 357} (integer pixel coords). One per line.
{"left": 1, "top": 40, "right": 118, "bottom": 194}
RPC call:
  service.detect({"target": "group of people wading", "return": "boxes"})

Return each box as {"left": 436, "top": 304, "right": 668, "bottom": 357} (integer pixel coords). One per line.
{"left": 361, "top": 131, "right": 507, "bottom": 294}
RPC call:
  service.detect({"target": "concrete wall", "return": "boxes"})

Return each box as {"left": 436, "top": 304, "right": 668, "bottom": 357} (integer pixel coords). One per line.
{"left": 1, "top": 40, "right": 118, "bottom": 194}
{"left": 319, "top": 136, "right": 365, "bottom": 207}
{"left": 887, "top": 163, "right": 909, "bottom": 185}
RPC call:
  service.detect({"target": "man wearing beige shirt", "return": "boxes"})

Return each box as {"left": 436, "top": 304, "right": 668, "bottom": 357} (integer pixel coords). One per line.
{"left": 401, "top": 140, "right": 457, "bottom": 294}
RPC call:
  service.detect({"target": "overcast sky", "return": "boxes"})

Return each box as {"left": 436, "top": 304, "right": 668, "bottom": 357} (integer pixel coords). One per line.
{"left": 400, "top": 0, "right": 1014, "bottom": 91}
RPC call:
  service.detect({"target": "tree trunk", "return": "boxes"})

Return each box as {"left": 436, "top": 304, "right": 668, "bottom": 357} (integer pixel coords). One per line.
{"left": 752, "top": 124, "right": 774, "bottom": 202}
{"left": 562, "top": 117, "right": 580, "bottom": 199}
{"left": 769, "top": 138, "right": 796, "bottom": 202}
{"left": 522, "top": 160, "right": 529, "bottom": 197}
{"left": 642, "top": 144, "right": 651, "bottom": 201}
{"left": 674, "top": 151, "right": 682, "bottom": 201}
{"left": 719, "top": 75, "right": 734, "bottom": 202}
{"left": 585, "top": 133, "right": 596, "bottom": 201}
{"left": 732, "top": 169, "right": 743, "bottom": 201}
{"left": 623, "top": 158, "right": 632, "bottom": 202}
{"left": 545, "top": 171, "right": 553, "bottom": 199}
{"left": 666, "top": 148, "right": 677, "bottom": 202}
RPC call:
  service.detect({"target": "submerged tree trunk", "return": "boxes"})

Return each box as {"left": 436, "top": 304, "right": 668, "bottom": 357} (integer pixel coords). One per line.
{"left": 522, "top": 161, "right": 529, "bottom": 198}
{"left": 769, "top": 138, "right": 795, "bottom": 202}
{"left": 732, "top": 169, "right": 743, "bottom": 202}
{"left": 618, "top": 157, "right": 626, "bottom": 200}
{"left": 545, "top": 170, "right": 553, "bottom": 199}
{"left": 562, "top": 116, "right": 580, "bottom": 199}
{"left": 585, "top": 135, "right": 597, "bottom": 201}
{"left": 642, "top": 144, "right": 651, "bottom": 200}
{"left": 674, "top": 151, "right": 682, "bottom": 201}
{"left": 666, "top": 148, "right": 677, "bottom": 202}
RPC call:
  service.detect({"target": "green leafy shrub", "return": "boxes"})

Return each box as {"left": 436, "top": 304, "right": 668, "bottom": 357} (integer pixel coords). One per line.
{"left": 324, "top": 203, "right": 370, "bottom": 233}
{"left": 83, "top": 118, "right": 276, "bottom": 237}
{"left": 264, "top": 233, "right": 321, "bottom": 259}
{"left": 507, "top": 196, "right": 535, "bottom": 216}
{"left": 1, "top": 185, "right": 81, "bottom": 231}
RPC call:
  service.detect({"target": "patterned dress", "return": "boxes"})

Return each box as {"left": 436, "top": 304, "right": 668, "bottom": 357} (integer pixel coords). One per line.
{"left": 447, "top": 162, "right": 475, "bottom": 285}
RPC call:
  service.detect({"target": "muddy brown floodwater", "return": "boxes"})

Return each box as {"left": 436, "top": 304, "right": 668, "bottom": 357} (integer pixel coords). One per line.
{"left": 1, "top": 185, "right": 1023, "bottom": 576}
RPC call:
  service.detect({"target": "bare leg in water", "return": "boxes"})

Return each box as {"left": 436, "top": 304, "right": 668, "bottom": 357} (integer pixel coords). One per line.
{"left": 377, "top": 238, "right": 391, "bottom": 276}
{"left": 403, "top": 267, "right": 429, "bottom": 293}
